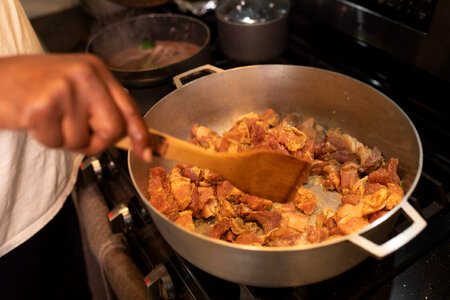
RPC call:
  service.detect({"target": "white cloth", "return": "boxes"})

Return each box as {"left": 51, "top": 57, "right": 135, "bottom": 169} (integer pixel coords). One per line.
{"left": 0, "top": 0, "right": 83, "bottom": 257}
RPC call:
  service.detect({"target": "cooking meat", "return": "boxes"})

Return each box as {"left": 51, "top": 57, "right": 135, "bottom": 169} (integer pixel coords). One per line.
{"left": 147, "top": 108, "right": 405, "bottom": 246}
{"left": 107, "top": 40, "right": 201, "bottom": 70}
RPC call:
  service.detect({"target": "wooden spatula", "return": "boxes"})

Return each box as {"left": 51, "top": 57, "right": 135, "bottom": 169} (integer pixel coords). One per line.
{"left": 115, "top": 128, "right": 311, "bottom": 203}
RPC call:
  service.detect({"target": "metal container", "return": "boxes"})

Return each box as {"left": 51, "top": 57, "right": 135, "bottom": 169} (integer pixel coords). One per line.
{"left": 215, "top": 0, "right": 290, "bottom": 63}
{"left": 128, "top": 64, "right": 426, "bottom": 287}
{"left": 86, "top": 14, "right": 211, "bottom": 88}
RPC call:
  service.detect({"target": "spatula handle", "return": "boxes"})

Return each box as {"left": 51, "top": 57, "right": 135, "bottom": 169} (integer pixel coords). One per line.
{"left": 115, "top": 129, "right": 222, "bottom": 170}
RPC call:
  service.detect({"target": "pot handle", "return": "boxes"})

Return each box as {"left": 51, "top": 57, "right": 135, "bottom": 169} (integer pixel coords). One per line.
{"left": 173, "top": 64, "right": 224, "bottom": 89}
{"left": 347, "top": 201, "right": 426, "bottom": 258}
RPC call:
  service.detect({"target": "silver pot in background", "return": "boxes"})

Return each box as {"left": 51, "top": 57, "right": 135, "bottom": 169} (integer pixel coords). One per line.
{"left": 215, "top": 0, "right": 290, "bottom": 63}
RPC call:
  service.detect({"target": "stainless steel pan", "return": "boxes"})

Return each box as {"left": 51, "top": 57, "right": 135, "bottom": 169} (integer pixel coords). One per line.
{"left": 128, "top": 64, "right": 426, "bottom": 287}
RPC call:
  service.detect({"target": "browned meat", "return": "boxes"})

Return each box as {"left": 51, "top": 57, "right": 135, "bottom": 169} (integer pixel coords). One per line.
{"left": 148, "top": 167, "right": 178, "bottom": 220}
{"left": 302, "top": 226, "right": 329, "bottom": 244}
{"left": 230, "top": 217, "right": 260, "bottom": 235}
{"left": 234, "top": 233, "right": 264, "bottom": 245}
{"left": 174, "top": 211, "right": 195, "bottom": 231}
{"left": 216, "top": 180, "right": 242, "bottom": 203}
{"left": 385, "top": 183, "right": 404, "bottom": 210}
{"left": 209, "top": 218, "right": 232, "bottom": 239}
{"left": 147, "top": 109, "right": 405, "bottom": 247}
{"left": 368, "top": 158, "right": 400, "bottom": 185}
{"left": 341, "top": 194, "right": 361, "bottom": 206}
{"left": 323, "top": 161, "right": 341, "bottom": 192}
{"left": 266, "top": 227, "right": 302, "bottom": 247}
{"left": 338, "top": 217, "right": 369, "bottom": 235}
{"left": 364, "top": 183, "right": 385, "bottom": 195}
{"left": 247, "top": 211, "right": 282, "bottom": 232}
{"left": 281, "top": 212, "right": 309, "bottom": 232}
{"left": 233, "top": 203, "right": 253, "bottom": 218}
{"left": 294, "top": 187, "right": 318, "bottom": 215}
{"left": 340, "top": 161, "right": 360, "bottom": 193}
{"left": 261, "top": 108, "right": 280, "bottom": 129}
{"left": 241, "top": 194, "right": 273, "bottom": 211}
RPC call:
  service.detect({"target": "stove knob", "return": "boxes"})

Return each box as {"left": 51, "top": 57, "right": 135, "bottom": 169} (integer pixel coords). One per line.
{"left": 144, "top": 264, "right": 175, "bottom": 300}
{"left": 80, "top": 156, "right": 103, "bottom": 181}
{"left": 107, "top": 203, "right": 133, "bottom": 233}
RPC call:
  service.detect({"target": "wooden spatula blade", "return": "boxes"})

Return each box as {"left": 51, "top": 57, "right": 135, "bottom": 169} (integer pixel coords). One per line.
{"left": 220, "top": 151, "right": 311, "bottom": 203}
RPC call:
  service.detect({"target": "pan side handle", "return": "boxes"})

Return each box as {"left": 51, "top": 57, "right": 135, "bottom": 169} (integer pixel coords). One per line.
{"left": 347, "top": 201, "right": 427, "bottom": 258}
{"left": 173, "top": 64, "right": 224, "bottom": 88}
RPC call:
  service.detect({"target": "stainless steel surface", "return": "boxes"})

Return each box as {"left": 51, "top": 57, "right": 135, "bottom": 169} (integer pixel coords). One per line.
{"left": 128, "top": 65, "right": 424, "bottom": 287}
{"left": 293, "top": 0, "right": 450, "bottom": 81}
{"left": 86, "top": 13, "right": 211, "bottom": 88}
{"left": 105, "top": 0, "right": 170, "bottom": 7}
{"left": 215, "top": 0, "right": 290, "bottom": 63}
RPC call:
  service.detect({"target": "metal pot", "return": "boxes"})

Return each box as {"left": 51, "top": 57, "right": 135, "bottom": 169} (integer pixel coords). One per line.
{"left": 128, "top": 64, "right": 426, "bottom": 287}
{"left": 86, "top": 14, "right": 211, "bottom": 88}
{"left": 215, "top": 0, "right": 290, "bottom": 63}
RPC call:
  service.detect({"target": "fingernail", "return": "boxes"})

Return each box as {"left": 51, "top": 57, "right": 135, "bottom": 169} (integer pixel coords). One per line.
{"left": 143, "top": 147, "right": 152, "bottom": 162}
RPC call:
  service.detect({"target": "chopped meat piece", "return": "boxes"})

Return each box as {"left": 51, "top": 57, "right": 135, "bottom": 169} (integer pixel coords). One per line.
{"left": 218, "top": 136, "right": 242, "bottom": 153}
{"left": 241, "top": 194, "right": 273, "bottom": 211}
{"left": 276, "top": 126, "right": 306, "bottom": 152}
{"left": 282, "top": 212, "right": 309, "bottom": 232}
{"left": 387, "top": 158, "right": 401, "bottom": 185}
{"left": 266, "top": 227, "right": 302, "bottom": 247}
{"left": 230, "top": 218, "right": 260, "bottom": 235}
{"left": 261, "top": 108, "right": 280, "bottom": 129}
{"left": 278, "top": 113, "right": 300, "bottom": 127}
{"left": 368, "top": 210, "right": 388, "bottom": 223}
{"left": 203, "top": 169, "right": 223, "bottom": 184}
{"left": 385, "top": 183, "right": 404, "bottom": 210}
{"left": 191, "top": 124, "right": 221, "bottom": 150}
{"left": 174, "top": 211, "right": 195, "bottom": 231}
{"left": 177, "top": 164, "right": 203, "bottom": 183}
{"left": 341, "top": 194, "right": 361, "bottom": 206}
{"left": 338, "top": 217, "right": 369, "bottom": 235}
{"left": 368, "top": 158, "right": 400, "bottom": 186}
{"left": 311, "top": 159, "right": 327, "bottom": 175}
{"left": 148, "top": 167, "right": 168, "bottom": 196}
{"left": 217, "top": 199, "right": 236, "bottom": 220}
{"left": 272, "top": 201, "right": 296, "bottom": 213}
{"left": 224, "top": 230, "right": 236, "bottom": 242}
{"left": 216, "top": 180, "right": 242, "bottom": 203}
{"left": 324, "top": 217, "right": 339, "bottom": 236}
{"left": 302, "top": 225, "right": 329, "bottom": 244}
{"left": 233, "top": 203, "right": 253, "bottom": 218}
{"left": 351, "top": 176, "right": 368, "bottom": 197}
{"left": 316, "top": 207, "right": 335, "bottom": 227}
{"left": 330, "top": 149, "right": 355, "bottom": 163}
{"left": 201, "top": 198, "right": 219, "bottom": 218}
{"left": 169, "top": 171, "right": 194, "bottom": 211}
{"left": 340, "top": 161, "right": 360, "bottom": 193}
{"left": 357, "top": 146, "right": 383, "bottom": 173}
{"left": 148, "top": 167, "right": 178, "bottom": 220}
{"left": 336, "top": 203, "right": 363, "bottom": 220}
{"left": 196, "top": 186, "right": 215, "bottom": 211}
{"left": 361, "top": 187, "right": 388, "bottom": 216}
{"left": 234, "top": 233, "right": 264, "bottom": 246}
{"left": 209, "top": 218, "right": 232, "bottom": 239}
{"left": 294, "top": 187, "right": 318, "bottom": 215}
{"left": 247, "top": 211, "right": 282, "bottom": 232}
{"left": 323, "top": 161, "right": 341, "bottom": 192}
{"left": 364, "top": 183, "right": 385, "bottom": 195}
{"left": 246, "top": 118, "right": 266, "bottom": 145}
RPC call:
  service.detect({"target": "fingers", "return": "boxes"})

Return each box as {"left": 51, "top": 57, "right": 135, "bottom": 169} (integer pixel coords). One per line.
{"left": 84, "top": 54, "right": 152, "bottom": 161}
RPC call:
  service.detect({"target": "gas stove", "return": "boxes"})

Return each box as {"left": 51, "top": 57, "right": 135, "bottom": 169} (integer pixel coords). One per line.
{"left": 67, "top": 2, "right": 450, "bottom": 299}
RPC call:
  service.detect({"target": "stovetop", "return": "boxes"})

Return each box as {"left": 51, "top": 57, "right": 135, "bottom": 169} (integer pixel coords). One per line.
{"left": 34, "top": 3, "right": 449, "bottom": 299}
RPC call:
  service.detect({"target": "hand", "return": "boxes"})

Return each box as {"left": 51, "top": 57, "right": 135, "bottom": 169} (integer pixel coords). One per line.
{"left": 0, "top": 53, "right": 152, "bottom": 161}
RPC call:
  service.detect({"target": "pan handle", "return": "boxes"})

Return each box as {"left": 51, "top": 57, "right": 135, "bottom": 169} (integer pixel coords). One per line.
{"left": 173, "top": 64, "right": 224, "bottom": 89}
{"left": 347, "top": 201, "right": 426, "bottom": 258}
